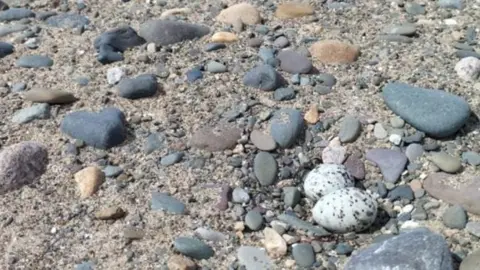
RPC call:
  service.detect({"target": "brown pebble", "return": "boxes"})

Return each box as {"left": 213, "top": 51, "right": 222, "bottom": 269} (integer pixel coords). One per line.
{"left": 123, "top": 227, "right": 145, "bottom": 240}
{"left": 74, "top": 166, "right": 105, "bottom": 198}
{"left": 304, "top": 104, "right": 319, "bottom": 124}
{"left": 167, "top": 255, "right": 197, "bottom": 270}
{"left": 95, "top": 206, "right": 126, "bottom": 220}
{"left": 217, "top": 185, "right": 231, "bottom": 210}
{"left": 216, "top": 3, "right": 261, "bottom": 25}
{"left": 23, "top": 88, "right": 77, "bottom": 104}
{"left": 211, "top": 32, "right": 238, "bottom": 43}
{"left": 309, "top": 40, "right": 360, "bottom": 64}
{"left": 275, "top": 3, "right": 314, "bottom": 19}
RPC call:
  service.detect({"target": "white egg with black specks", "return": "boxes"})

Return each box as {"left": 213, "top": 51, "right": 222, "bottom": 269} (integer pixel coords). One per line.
{"left": 312, "top": 187, "right": 378, "bottom": 233}
{"left": 303, "top": 164, "right": 354, "bottom": 200}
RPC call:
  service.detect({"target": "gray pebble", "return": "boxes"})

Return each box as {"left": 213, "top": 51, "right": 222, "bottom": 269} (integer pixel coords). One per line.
{"left": 292, "top": 243, "right": 315, "bottom": 267}
{"left": 245, "top": 210, "right": 263, "bottom": 231}
{"left": 206, "top": 60, "right": 227, "bottom": 73}
{"left": 273, "top": 87, "right": 295, "bottom": 101}
{"left": 103, "top": 165, "right": 123, "bottom": 177}
{"left": 442, "top": 204, "right": 467, "bottom": 229}
{"left": 16, "top": 55, "right": 53, "bottom": 68}
{"left": 11, "top": 103, "right": 49, "bottom": 124}
{"left": 160, "top": 152, "right": 184, "bottom": 166}
{"left": 232, "top": 187, "right": 250, "bottom": 203}
{"left": 338, "top": 115, "right": 361, "bottom": 143}
{"left": 174, "top": 237, "right": 214, "bottom": 260}
{"left": 254, "top": 152, "right": 278, "bottom": 186}
{"left": 117, "top": 74, "right": 157, "bottom": 99}
{"left": 151, "top": 192, "right": 186, "bottom": 214}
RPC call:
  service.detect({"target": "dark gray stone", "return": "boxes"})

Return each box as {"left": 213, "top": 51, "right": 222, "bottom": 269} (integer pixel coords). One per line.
{"left": 16, "top": 55, "right": 53, "bottom": 68}
{"left": 388, "top": 185, "right": 414, "bottom": 201}
{"left": 46, "top": 13, "right": 89, "bottom": 28}
{"left": 139, "top": 20, "right": 209, "bottom": 46}
{"left": 254, "top": 152, "right": 278, "bottom": 186}
{"left": 344, "top": 228, "right": 453, "bottom": 270}
{"left": 277, "top": 50, "right": 313, "bottom": 74}
{"left": 316, "top": 73, "right": 337, "bottom": 88}
{"left": 103, "top": 166, "right": 123, "bottom": 178}
{"left": 173, "top": 237, "right": 214, "bottom": 260}
{"left": 204, "top": 43, "right": 226, "bottom": 52}
{"left": 0, "top": 8, "right": 34, "bottom": 22}
{"left": 245, "top": 210, "right": 263, "bottom": 231}
{"left": 270, "top": 108, "right": 304, "bottom": 148}
{"left": 0, "top": 42, "right": 13, "bottom": 58}
{"left": 277, "top": 213, "right": 330, "bottom": 236}
{"left": 60, "top": 107, "right": 127, "bottom": 149}
{"left": 117, "top": 74, "right": 157, "bottom": 99}
{"left": 243, "top": 64, "right": 280, "bottom": 91}
{"left": 338, "top": 116, "right": 361, "bottom": 143}
{"left": 273, "top": 87, "right": 295, "bottom": 101}
{"left": 94, "top": 26, "right": 145, "bottom": 64}
{"left": 442, "top": 205, "right": 467, "bottom": 229}
{"left": 292, "top": 243, "right": 315, "bottom": 267}
{"left": 151, "top": 192, "right": 186, "bottom": 214}
{"left": 383, "top": 82, "right": 470, "bottom": 138}
{"left": 456, "top": 50, "right": 480, "bottom": 59}
{"left": 12, "top": 103, "right": 50, "bottom": 124}
{"left": 160, "top": 152, "right": 184, "bottom": 166}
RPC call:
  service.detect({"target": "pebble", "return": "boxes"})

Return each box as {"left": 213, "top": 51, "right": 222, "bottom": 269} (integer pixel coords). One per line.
{"left": 210, "top": 31, "right": 238, "bottom": 43}
{"left": 103, "top": 166, "right": 123, "bottom": 178}
{"left": 107, "top": 67, "right": 124, "bottom": 85}
{"left": 316, "top": 73, "right": 337, "bottom": 88}
{"left": 460, "top": 249, "right": 480, "bottom": 270}
{"left": 45, "top": 13, "right": 89, "bottom": 28}
{"left": 278, "top": 213, "right": 329, "bottom": 236}
{"left": 117, "top": 74, "right": 158, "bottom": 99}
{"left": 61, "top": 108, "right": 127, "bottom": 149}
{"left": 283, "top": 187, "right": 301, "bottom": 207}
{"left": 74, "top": 167, "right": 105, "bottom": 198}
{"left": 303, "top": 164, "right": 354, "bottom": 200}
{"left": 406, "top": 3, "right": 426, "bottom": 15}
{"left": 160, "top": 152, "right": 184, "bottom": 166}
{"left": 11, "top": 82, "right": 26, "bottom": 92}
{"left": 0, "top": 24, "right": 27, "bottom": 37}
{"left": 455, "top": 57, "right": 480, "bottom": 81}
{"left": 336, "top": 243, "right": 354, "bottom": 255}
{"left": 390, "top": 116, "right": 405, "bottom": 128}
{"left": 338, "top": 116, "right": 361, "bottom": 143}
{"left": 384, "top": 23, "right": 417, "bottom": 36}
{"left": 292, "top": 243, "right": 316, "bottom": 267}
{"left": 167, "top": 255, "right": 197, "bottom": 270}
{"left": 174, "top": 237, "right": 214, "bottom": 260}
{"left": 389, "top": 134, "right": 402, "bottom": 145}
{"left": 456, "top": 50, "right": 480, "bottom": 59}
{"left": 312, "top": 187, "right": 378, "bottom": 233}
{"left": 23, "top": 88, "right": 77, "bottom": 104}
{"left": 250, "top": 130, "right": 276, "bottom": 151}
{"left": 322, "top": 144, "right": 347, "bottom": 164}
{"left": 466, "top": 222, "right": 480, "bottom": 237}
{"left": 273, "top": 87, "right": 295, "bottom": 101}
{"left": 206, "top": 60, "right": 227, "bottom": 73}
{"left": 264, "top": 227, "right": 287, "bottom": 258}
{"left": 186, "top": 68, "right": 203, "bottom": 82}
{"left": 309, "top": 40, "right": 360, "bottom": 64}
{"left": 405, "top": 143, "right": 424, "bottom": 162}
{"left": 442, "top": 205, "right": 467, "bottom": 229}
{"left": 0, "top": 8, "right": 34, "bottom": 22}
{"left": 12, "top": 103, "right": 50, "bottom": 124}
{"left": 190, "top": 124, "right": 241, "bottom": 152}
{"left": 216, "top": 3, "right": 261, "bottom": 25}
{"left": 304, "top": 104, "right": 319, "bottom": 124}
{"left": 0, "top": 42, "right": 14, "bottom": 58}
{"left": 275, "top": 3, "right": 314, "bottom": 19}
{"left": 247, "top": 37, "right": 263, "bottom": 47}
{"left": 388, "top": 185, "right": 414, "bottom": 201}
{"left": 94, "top": 26, "right": 145, "bottom": 64}
{"left": 245, "top": 210, "right": 263, "bottom": 231}
{"left": 16, "top": 55, "right": 53, "bottom": 68}
{"left": 243, "top": 64, "right": 280, "bottom": 91}
{"left": 462, "top": 151, "right": 480, "bottom": 166}
{"left": 204, "top": 43, "right": 226, "bottom": 52}
{"left": 270, "top": 108, "right": 304, "bottom": 148}
{"left": 366, "top": 148, "right": 408, "bottom": 183}
{"left": 373, "top": 123, "right": 388, "bottom": 139}
{"left": 232, "top": 187, "right": 250, "bottom": 203}
{"left": 438, "top": 0, "right": 463, "bottom": 9}
{"left": 273, "top": 36, "right": 289, "bottom": 48}
{"left": 75, "top": 261, "right": 94, "bottom": 270}
{"left": 429, "top": 152, "right": 462, "bottom": 173}
{"left": 344, "top": 154, "right": 366, "bottom": 179}
{"left": 139, "top": 20, "right": 209, "bottom": 46}
{"left": 237, "top": 246, "right": 273, "bottom": 269}
{"left": 0, "top": 142, "right": 48, "bottom": 194}
{"left": 344, "top": 228, "right": 453, "bottom": 270}
{"left": 151, "top": 192, "right": 186, "bottom": 214}
{"left": 194, "top": 227, "right": 227, "bottom": 243}
{"left": 258, "top": 47, "right": 275, "bottom": 63}
{"left": 254, "top": 152, "right": 278, "bottom": 186}
{"left": 95, "top": 207, "right": 126, "bottom": 220}
{"left": 382, "top": 82, "right": 470, "bottom": 138}
{"left": 277, "top": 50, "right": 312, "bottom": 74}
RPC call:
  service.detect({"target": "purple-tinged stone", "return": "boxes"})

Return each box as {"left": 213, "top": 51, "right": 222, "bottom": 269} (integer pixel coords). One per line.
{"left": 366, "top": 148, "right": 407, "bottom": 183}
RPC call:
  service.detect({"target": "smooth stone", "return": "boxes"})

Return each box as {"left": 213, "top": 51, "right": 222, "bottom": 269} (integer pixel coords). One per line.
{"left": 338, "top": 116, "right": 361, "bottom": 143}
{"left": 263, "top": 227, "right": 287, "bottom": 258}
{"left": 103, "top": 165, "right": 123, "bottom": 177}
{"left": 366, "top": 148, "right": 408, "bottom": 183}
{"left": 316, "top": 73, "right": 337, "bottom": 88}
{"left": 23, "top": 88, "right": 76, "bottom": 104}
{"left": 117, "top": 74, "right": 158, "bottom": 99}
{"left": 275, "top": 3, "right": 314, "bottom": 19}
{"left": 382, "top": 82, "right": 471, "bottom": 138}
{"left": 273, "top": 87, "right": 295, "bottom": 101}
{"left": 237, "top": 246, "right": 273, "bottom": 270}
{"left": 273, "top": 36, "right": 289, "bottom": 48}
{"left": 204, "top": 43, "right": 226, "bottom": 52}
{"left": 455, "top": 57, "right": 480, "bottom": 81}
{"left": 94, "top": 26, "right": 145, "bottom": 64}
{"left": 429, "top": 152, "right": 462, "bottom": 173}
{"left": 462, "top": 151, "right": 480, "bottom": 166}
{"left": 466, "top": 222, "right": 480, "bottom": 237}
{"left": 344, "top": 154, "right": 365, "bottom": 179}
{"left": 107, "top": 67, "right": 124, "bottom": 85}
{"left": 303, "top": 164, "right": 354, "bottom": 200}
{"left": 0, "top": 42, "right": 14, "bottom": 58}
{"left": 247, "top": 37, "right": 263, "bottom": 47}
{"left": 243, "top": 64, "right": 280, "bottom": 91}
{"left": 388, "top": 185, "right": 414, "bottom": 201}
{"left": 45, "top": 13, "right": 89, "bottom": 28}
{"left": 245, "top": 210, "right": 264, "bottom": 231}
{"left": 460, "top": 249, "right": 480, "bottom": 270}
{"left": 60, "top": 108, "right": 127, "bottom": 149}
{"left": 380, "top": 34, "right": 414, "bottom": 43}
{"left": 406, "top": 3, "right": 426, "bottom": 15}
{"left": 11, "top": 82, "right": 26, "bottom": 92}
{"left": 194, "top": 227, "right": 227, "bottom": 243}
{"left": 16, "top": 55, "right": 53, "bottom": 68}
{"left": 0, "top": 142, "right": 48, "bottom": 194}
{"left": 160, "top": 152, "right": 184, "bottom": 166}
{"left": 292, "top": 243, "right": 315, "bottom": 267}
{"left": 151, "top": 192, "right": 186, "bottom": 214}
{"left": 424, "top": 173, "right": 480, "bottom": 215}
{"left": 216, "top": 3, "right": 261, "bottom": 25}
{"left": 283, "top": 187, "right": 301, "bottom": 207}
{"left": 186, "top": 68, "right": 203, "bottom": 82}
{"left": 405, "top": 143, "right": 424, "bottom": 162}
{"left": 206, "top": 61, "right": 227, "bottom": 73}
{"left": 258, "top": 47, "right": 275, "bottom": 63}
{"left": 442, "top": 204, "right": 467, "bottom": 229}
{"left": 403, "top": 131, "right": 425, "bottom": 144}
{"left": 309, "top": 40, "right": 360, "bottom": 64}
{"left": 312, "top": 187, "right": 377, "bottom": 233}
{"left": 144, "top": 133, "right": 165, "bottom": 154}
{"left": 344, "top": 228, "right": 453, "bottom": 270}
{"left": 456, "top": 50, "right": 480, "bottom": 59}
{"left": 373, "top": 123, "right": 388, "bottom": 139}
{"left": 277, "top": 214, "right": 330, "bottom": 236}
{"left": 270, "top": 108, "right": 304, "bottom": 148}
{"left": 232, "top": 187, "right": 250, "bottom": 203}
{"left": 0, "top": 24, "right": 27, "bottom": 37}
{"left": 254, "top": 152, "right": 278, "bottom": 186}
{"left": 336, "top": 243, "right": 354, "bottom": 255}
{"left": 12, "top": 103, "right": 50, "bottom": 124}
{"left": 390, "top": 116, "right": 405, "bottom": 128}
{"left": 139, "top": 20, "right": 209, "bottom": 46}
{"left": 438, "top": 0, "right": 463, "bottom": 9}
{"left": 174, "top": 237, "right": 214, "bottom": 260}
{"left": 190, "top": 124, "right": 241, "bottom": 152}
{"left": 250, "top": 130, "right": 276, "bottom": 151}
{"left": 384, "top": 24, "right": 416, "bottom": 36}
{"left": 0, "top": 8, "right": 34, "bottom": 22}
{"left": 322, "top": 144, "right": 346, "bottom": 164}
{"left": 277, "top": 50, "right": 313, "bottom": 74}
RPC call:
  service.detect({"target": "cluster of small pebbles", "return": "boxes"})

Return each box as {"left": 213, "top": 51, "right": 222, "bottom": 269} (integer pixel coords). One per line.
{"left": 0, "top": 0, "right": 480, "bottom": 269}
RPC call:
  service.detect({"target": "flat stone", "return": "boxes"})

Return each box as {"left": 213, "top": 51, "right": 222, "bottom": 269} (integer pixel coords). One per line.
{"left": 382, "top": 82, "right": 470, "bottom": 138}
{"left": 388, "top": 185, "right": 414, "bottom": 201}
{"left": 139, "top": 20, "right": 209, "bottom": 46}
{"left": 338, "top": 116, "right": 361, "bottom": 143}
{"left": 0, "top": 8, "right": 34, "bottom": 22}
{"left": 438, "top": 0, "right": 463, "bottom": 9}
{"left": 344, "top": 228, "right": 453, "bottom": 270}
{"left": 211, "top": 31, "right": 237, "bottom": 43}
{"left": 190, "top": 124, "right": 241, "bottom": 152}
{"left": 204, "top": 43, "right": 226, "bottom": 52}
{"left": 309, "top": 40, "right": 360, "bottom": 64}
{"left": 384, "top": 23, "right": 417, "bottom": 36}
{"left": 273, "top": 87, "right": 295, "bottom": 101}
{"left": 12, "top": 103, "right": 50, "bottom": 124}
{"left": 373, "top": 123, "right": 388, "bottom": 139}
{"left": 16, "top": 55, "right": 53, "bottom": 68}
{"left": 194, "top": 227, "right": 227, "bottom": 243}
{"left": 424, "top": 173, "right": 480, "bottom": 215}
{"left": 46, "top": 13, "right": 89, "bottom": 28}
{"left": 160, "top": 152, "right": 184, "bottom": 166}
{"left": 406, "top": 3, "right": 426, "bottom": 15}
{"left": 243, "top": 64, "right": 280, "bottom": 91}
{"left": 151, "top": 192, "right": 186, "bottom": 214}
{"left": 292, "top": 243, "right": 315, "bottom": 267}
{"left": 277, "top": 50, "right": 313, "bottom": 74}
{"left": 75, "top": 167, "right": 105, "bottom": 198}
{"left": 273, "top": 36, "right": 289, "bottom": 48}
{"left": 250, "top": 130, "right": 276, "bottom": 151}
{"left": 466, "top": 222, "right": 480, "bottom": 237}
{"left": 429, "top": 152, "right": 462, "bottom": 173}
{"left": 186, "top": 68, "right": 203, "bottom": 82}
{"left": 442, "top": 204, "right": 467, "bottom": 229}
{"left": 103, "top": 165, "right": 123, "bottom": 178}
{"left": 270, "top": 108, "right": 304, "bottom": 148}
{"left": 405, "top": 143, "right": 424, "bottom": 162}
{"left": 456, "top": 50, "right": 480, "bottom": 59}
{"left": 277, "top": 213, "right": 330, "bottom": 236}
{"left": 95, "top": 207, "right": 126, "bottom": 220}
{"left": 462, "top": 151, "right": 480, "bottom": 166}
{"left": 206, "top": 60, "right": 227, "bottom": 73}
{"left": 117, "top": 74, "right": 158, "bottom": 99}
{"left": 460, "top": 249, "right": 480, "bottom": 270}
{"left": 0, "top": 24, "right": 27, "bottom": 37}
{"left": 0, "top": 142, "right": 48, "bottom": 194}
{"left": 366, "top": 148, "right": 407, "bottom": 183}
{"left": 94, "top": 26, "right": 145, "bottom": 64}
{"left": 254, "top": 152, "right": 278, "bottom": 186}
{"left": 174, "top": 237, "right": 214, "bottom": 260}
{"left": 264, "top": 227, "right": 287, "bottom": 258}
{"left": 237, "top": 246, "right": 273, "bottom": 270}
{"left": 216, "top": 3, "right": 261, "bottom": 25}
{"left": 343, "top": 154, "right": 365, "bottom": 179}
{"left": 23, "top": 88, "right": 77, "bottom": 104}
{"left": 275, "top": 3, "right": 314, "bottom": 19}
{"left": 61, "top": 108, "right": 127, "bottom": 149}
{"left": 283, "top": 187, "right": 301, "bottom": 207}
{"left": 245, "top": 210, "right": 263, "bottom": 231}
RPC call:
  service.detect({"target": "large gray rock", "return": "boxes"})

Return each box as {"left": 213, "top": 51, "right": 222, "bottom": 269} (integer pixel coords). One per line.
{"left": 382, "top": 82, "right": 470, "bottom": 138}
{"left": 344, "top": 228, "right": 453, "bottom": 270}
{"left": 0, "top": 8, "right": 34, "bottom": 22}
{"left": 139, "top": 20, "right": 209, "bottom": 46}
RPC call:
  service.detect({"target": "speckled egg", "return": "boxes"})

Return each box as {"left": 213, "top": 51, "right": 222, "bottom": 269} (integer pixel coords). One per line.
{"left": 303, "top": 164, "right": 354, "bottom": 200}
{"left": 312, "top": 187, "right": 378, "bottom": 233}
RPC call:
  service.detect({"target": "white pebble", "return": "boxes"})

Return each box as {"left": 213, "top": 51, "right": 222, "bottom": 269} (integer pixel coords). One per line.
{"left": 389, "top": 134, "right": 402, "bottom": 145}
{"left": 402, "top": 204, "right": 414, "bottom": 214}
{"left": 401, "top": 220, "right": 420, "bottom": 229}
{"left": 107, "top": 67, "right": 124, "bottom": 85}
{"left": 455, "top": 57, "right": 480, "bottom": 81}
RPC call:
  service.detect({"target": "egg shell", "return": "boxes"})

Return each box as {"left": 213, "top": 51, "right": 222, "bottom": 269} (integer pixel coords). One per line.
{"left": 303, "top": 164, "right": 354, "bottom": 200}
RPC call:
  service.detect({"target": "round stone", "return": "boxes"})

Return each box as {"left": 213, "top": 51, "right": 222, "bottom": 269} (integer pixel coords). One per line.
{"left": 254, "top": 152, "right": 278, "bottom": 186}
{"left": 250, "top": 130, "right": 276, "bottom": 151}
{"left": 455, "top": 57, "right": 480, "bottom": 81}
{"left": 442, "top": 204, "right": 467, "bottom": 229}
{"left": 245, "top": 210, "right": 264, "bottom": 231}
